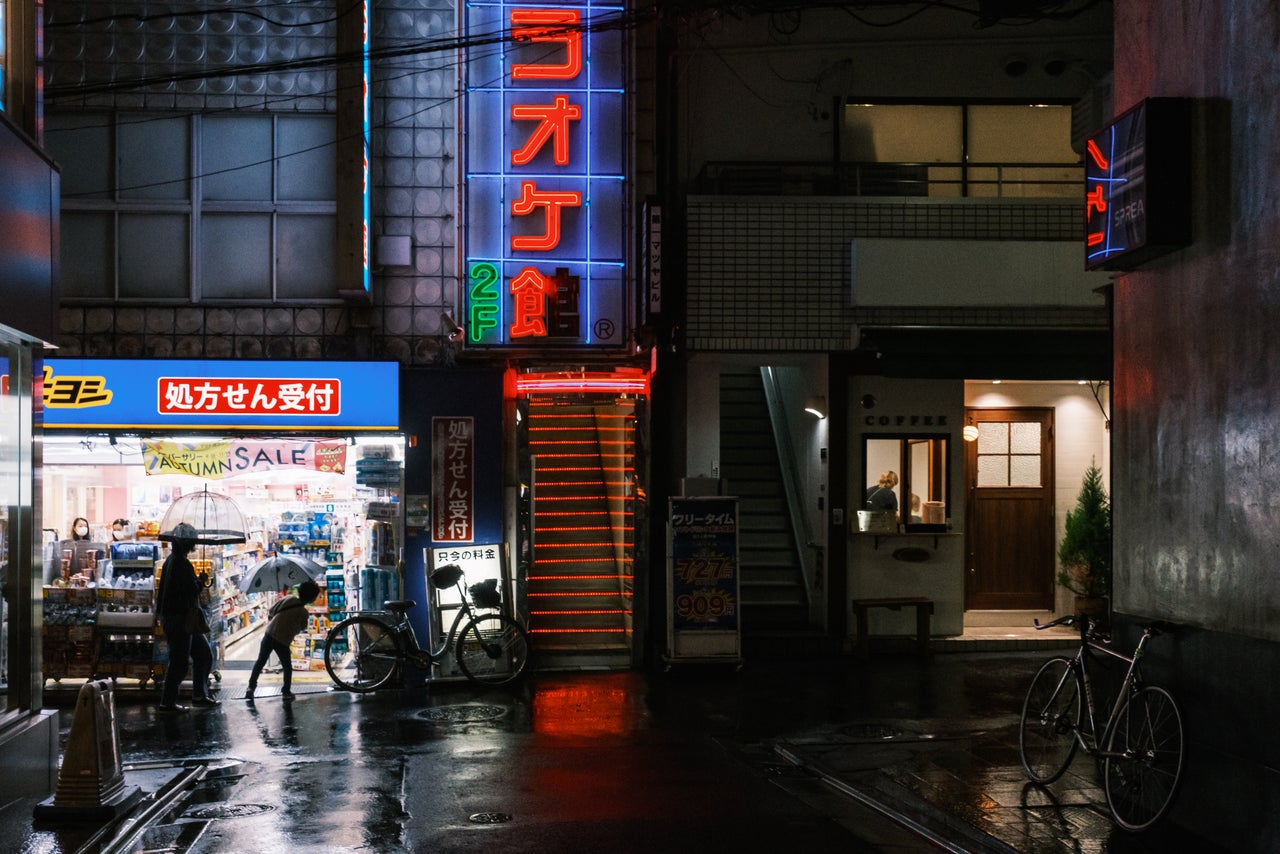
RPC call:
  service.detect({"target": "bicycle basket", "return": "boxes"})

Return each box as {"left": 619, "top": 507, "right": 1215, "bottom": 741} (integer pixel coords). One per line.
{"left": 468, "top": 578, "right": 502, "bottom": 608}
{"left": 430, "top": 564, "right": 463, "bottom": 589}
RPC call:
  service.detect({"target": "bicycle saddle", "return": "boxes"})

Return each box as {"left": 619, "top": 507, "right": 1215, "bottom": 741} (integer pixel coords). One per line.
{"left": 384, "top": 600, "right": 416, "bottom": 612}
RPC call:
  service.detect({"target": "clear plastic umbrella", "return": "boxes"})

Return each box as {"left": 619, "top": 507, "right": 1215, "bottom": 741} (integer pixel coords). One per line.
{"left": 158, "top": 488, "right": 248, "bottom": 545}
{"left": 239, "top": 553, "right": 326, "bottom": 593}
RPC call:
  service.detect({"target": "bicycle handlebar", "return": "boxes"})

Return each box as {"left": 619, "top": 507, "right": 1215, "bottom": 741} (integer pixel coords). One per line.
{"left": 1033, "top": 614, "right": 1076, "bottom": 630}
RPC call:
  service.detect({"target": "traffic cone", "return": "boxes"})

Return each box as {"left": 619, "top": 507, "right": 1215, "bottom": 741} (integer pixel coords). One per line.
{"left": 34, "top": 679, "right": 142, "bottom": 822}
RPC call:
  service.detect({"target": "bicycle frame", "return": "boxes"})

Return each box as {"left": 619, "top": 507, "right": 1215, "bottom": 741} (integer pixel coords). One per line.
{"left": 1068, "top": 620, "right": 1156, "bottom": 758}
{"left": 373, "top": 579, "right": 493, "bottom": 664}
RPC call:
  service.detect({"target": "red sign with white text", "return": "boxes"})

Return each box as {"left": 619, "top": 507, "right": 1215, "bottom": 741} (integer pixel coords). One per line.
{"left": 158, "top": 378, "right": 341, "bottom": 416}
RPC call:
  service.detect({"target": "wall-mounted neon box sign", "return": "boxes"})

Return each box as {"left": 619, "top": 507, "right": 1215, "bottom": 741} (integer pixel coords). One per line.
{"left": 1085, "top": 97, "right": 1192, "bottom": 271}
{"left": 42, "top": 359, "right": 399, "bottom": 431}
{"left": 464, "top": 1, "right": 627, "bottom": 349}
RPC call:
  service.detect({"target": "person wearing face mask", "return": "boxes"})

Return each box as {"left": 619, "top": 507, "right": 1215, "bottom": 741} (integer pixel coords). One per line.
{"left": 111, "top": 519, "right": 134, "bottom": 541}
{"left": 71, "top": 517, "right": 92, "bottom": 540}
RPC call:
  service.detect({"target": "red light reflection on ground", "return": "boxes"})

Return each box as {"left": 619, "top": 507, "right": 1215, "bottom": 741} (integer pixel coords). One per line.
{"left": 533, "top": 675, "right": 636, "bottom": 737}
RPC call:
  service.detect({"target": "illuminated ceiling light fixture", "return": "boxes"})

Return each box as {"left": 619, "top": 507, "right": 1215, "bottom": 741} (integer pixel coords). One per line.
{"left": 804, "top": 395, "right": 827, "bottom": 419}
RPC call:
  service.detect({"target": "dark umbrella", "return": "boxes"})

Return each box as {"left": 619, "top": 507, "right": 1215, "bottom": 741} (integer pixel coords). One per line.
{"left": 239, "top": 553, "right": 326, "bottom": 593}
{"left": 159, "top": 488, "right": 248, "bottom": 545}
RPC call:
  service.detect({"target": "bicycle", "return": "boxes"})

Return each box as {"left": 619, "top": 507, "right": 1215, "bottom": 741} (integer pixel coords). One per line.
{"left": 323, "top": 563, "right": 530, "bottom": 690}
{"left": 1018, "top": 614, "right": 1185, "bottom": 832}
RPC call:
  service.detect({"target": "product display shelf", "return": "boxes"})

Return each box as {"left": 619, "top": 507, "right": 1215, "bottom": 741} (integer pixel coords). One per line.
{"left": 42, "top": 583, "right": 164, "bottom": 687}
{"left": 41, "top": 587, "right": 98, "bottom": 682}
{"left": 291, "top": 603, "right": 336, "bottom": 671}
{"left": 216, "top": 539, "right": 271, "bottom": 649}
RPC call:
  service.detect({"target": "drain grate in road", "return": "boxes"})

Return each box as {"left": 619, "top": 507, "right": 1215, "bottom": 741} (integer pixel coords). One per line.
{"left": 183, "top": 803, "right": 277, "bottom": 820}
{"left": 469, "top": 812, "right": 513, "bottom": 824}
{"left": 417, "top": 704, "right": 508, "bottom": 724}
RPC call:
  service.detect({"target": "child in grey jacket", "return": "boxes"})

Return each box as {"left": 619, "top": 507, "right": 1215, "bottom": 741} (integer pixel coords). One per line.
{"left": 246, "top": 579, "right": 321, "bottom": 700}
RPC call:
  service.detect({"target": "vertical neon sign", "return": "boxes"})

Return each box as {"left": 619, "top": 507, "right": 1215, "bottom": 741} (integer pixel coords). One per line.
{"left": 361, "top": 0, "right": 372, "bottom": 293}
{"left": 464, "top": 1, "right": 627, "bottom": 348}
{"left": 1084, "top": 98, "right": 1191, "bottom": 272}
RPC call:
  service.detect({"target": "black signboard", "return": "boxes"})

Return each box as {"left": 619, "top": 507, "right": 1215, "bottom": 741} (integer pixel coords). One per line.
{"left": 1085, "top": 98, "right": 1192, "bottom": 271}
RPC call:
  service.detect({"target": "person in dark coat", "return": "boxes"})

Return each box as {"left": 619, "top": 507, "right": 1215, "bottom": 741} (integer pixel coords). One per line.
{"left": 865, "top": 470, "right": 899, "bottom": 513}
{"left": 156, "top": 523, "right": 216, "bottom": 713}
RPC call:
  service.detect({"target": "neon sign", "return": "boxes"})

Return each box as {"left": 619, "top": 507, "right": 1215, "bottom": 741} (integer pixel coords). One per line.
{"left": 1085, "top": 98, "right": 1192, "bottom": 272}
{"left": 464, "top": 1, "right": 627, "bottom": 348}
{"left": 361, "top": 0, "right": 372, "bottom": 292}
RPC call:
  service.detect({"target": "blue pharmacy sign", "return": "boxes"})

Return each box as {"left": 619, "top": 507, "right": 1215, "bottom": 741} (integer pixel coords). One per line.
{"left": 42, "top": 359, "right": 399, "bottom": 431}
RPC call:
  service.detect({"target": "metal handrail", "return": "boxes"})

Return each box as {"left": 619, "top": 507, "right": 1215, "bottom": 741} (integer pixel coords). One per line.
{"left": 695, "top": 159, "right": 1082, "bottom": 198}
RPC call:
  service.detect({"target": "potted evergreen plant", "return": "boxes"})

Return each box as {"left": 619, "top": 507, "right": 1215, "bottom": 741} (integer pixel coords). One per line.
{"left": 1057, "top": 463, "right": 1112, "bottom": 617}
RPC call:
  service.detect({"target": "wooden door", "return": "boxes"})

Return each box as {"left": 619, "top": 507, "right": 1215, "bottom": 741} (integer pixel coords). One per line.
{"left": 964, "top": 408, "right": 1055, "bottom": 611}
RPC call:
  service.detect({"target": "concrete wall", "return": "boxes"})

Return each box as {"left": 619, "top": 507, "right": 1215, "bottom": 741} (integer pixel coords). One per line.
{"left": 853, "top": 238, "right": 1110, "bottom": 307}
{"left": 1111, "top": 3, "right": 1280, "bottom": 849}
{"left": 674, "top": 5, "right": 1114, "bottom": 181}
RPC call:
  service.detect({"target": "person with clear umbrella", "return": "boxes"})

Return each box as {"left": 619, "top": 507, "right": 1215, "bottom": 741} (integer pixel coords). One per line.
{"left": 155, "top": 523, "right": 217, "bottom": 713}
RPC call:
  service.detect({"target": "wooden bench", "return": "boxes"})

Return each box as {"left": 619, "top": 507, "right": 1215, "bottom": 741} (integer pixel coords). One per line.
{"left": 851, "top": 597, "right": 934, "bottom": 659}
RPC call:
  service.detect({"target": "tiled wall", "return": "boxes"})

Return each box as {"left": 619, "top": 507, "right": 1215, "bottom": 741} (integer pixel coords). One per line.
{"left": 45, "top": 0, "right": 459, "bottom": 365}
{"left": 685, "top": 197, "right": 1084, "bottom": 352}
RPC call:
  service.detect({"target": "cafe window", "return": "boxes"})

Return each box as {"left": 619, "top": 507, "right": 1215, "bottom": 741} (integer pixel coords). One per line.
{"left": 864, "top": 434, "right": 949, "bottom": 531}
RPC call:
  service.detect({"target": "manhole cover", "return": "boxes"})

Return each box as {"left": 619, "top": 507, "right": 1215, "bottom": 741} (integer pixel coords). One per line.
{"left": 183, "top": 803, "right": 277, "bottom": 820}
{"left": 840, "top": 723, "right": 907, "bottom": 740}
{"left": 417, "top": 704, "right": 507, "bottom": 723}
{"left": 469, "top": 812, "right": 513, "bottom": 824}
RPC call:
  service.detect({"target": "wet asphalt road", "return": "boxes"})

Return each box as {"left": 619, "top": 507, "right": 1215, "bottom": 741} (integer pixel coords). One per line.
{"left": 15, "top": 653, "right": 1055, "bottom": 853}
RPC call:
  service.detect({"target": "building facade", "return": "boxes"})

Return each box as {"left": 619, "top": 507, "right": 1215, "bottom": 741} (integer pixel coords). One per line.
{"left": 647, "top": 2, "right": 1115, "bottom": 655}
{"left": 1109, "top": 2, "right": 1280, "bottom": 848}
{"left": 1, "top": 0, "right": 62, "bottom": 807}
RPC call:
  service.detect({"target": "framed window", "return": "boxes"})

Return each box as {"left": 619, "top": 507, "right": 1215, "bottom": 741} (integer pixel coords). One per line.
{"left": 840, "top": 101, "right": 1079, "bottom": 198}
{"left": 863, "top": 434, "right": 950, "bottom": 532}
{"left": 46, "top": 111, "right": 339, "bottom": 302}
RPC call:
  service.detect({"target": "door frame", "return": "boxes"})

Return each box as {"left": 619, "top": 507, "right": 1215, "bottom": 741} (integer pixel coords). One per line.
{"left": 963, "top": 406, "right": 1055, "bottom": 611}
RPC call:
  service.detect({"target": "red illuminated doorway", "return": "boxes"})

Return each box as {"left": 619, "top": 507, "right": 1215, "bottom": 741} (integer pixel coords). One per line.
{"left": 964, "top": 407, "right": 1055, "bottom": 611}
{"left": 521, "top": 395, "right": 638, "bottom": 669}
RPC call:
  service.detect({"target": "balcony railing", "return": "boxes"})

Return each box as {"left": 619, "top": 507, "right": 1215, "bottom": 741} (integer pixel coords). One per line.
{"left": 694, "top": 160, "right": 1082, "bottom": 199}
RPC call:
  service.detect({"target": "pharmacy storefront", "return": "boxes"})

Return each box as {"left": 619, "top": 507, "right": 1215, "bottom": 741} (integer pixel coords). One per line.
{"left": 40, "top": 358, "right": 403, "bottom": 687}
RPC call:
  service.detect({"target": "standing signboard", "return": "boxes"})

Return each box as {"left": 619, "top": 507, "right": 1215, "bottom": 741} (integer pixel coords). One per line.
{"left": 665, "top": 496, "right": 742, "bottom": 667}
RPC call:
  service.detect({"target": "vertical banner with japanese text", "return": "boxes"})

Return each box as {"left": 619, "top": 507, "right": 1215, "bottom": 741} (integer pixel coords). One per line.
{"left": 668, "top": 497, "right": 739, "bottom": 632}
{"left": 432, "top": 417, "right": 475, "bottom": 543}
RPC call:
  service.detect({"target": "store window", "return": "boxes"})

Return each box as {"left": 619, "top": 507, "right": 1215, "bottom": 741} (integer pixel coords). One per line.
{"left": 864, "top": 434, "right": 949, "bottom": 531}
{"left": 46, "top": 111, "right": 339, "bottom": 302}
{"left": 40, "top": 433, "right": 405, "bottom": 686}
{"left": 840, "top": 102, "right": 1079, "bottom": 198}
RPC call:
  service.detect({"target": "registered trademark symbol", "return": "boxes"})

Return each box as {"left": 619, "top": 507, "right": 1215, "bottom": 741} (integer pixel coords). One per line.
{"left": 593, "top": 318, "right": 616, "bottom": 340}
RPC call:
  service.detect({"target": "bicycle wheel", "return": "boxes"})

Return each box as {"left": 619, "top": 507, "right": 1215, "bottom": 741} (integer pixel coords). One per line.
{"left": 455, "top": 614, "right": 530, "bottom": 685}
{"left": 1104, "top": 685, "right": 1185, "bottom": 831}
{"left": 1019, "top": 657, "right": 1082, "bottom": 784}
{"left": 324, "top": 616, "right": 401, "bottom": 692}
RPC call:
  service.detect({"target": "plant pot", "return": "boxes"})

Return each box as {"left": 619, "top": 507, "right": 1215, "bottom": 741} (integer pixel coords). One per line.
{"left": 1073, "top": 596, "right": 1109, "bottom": 630}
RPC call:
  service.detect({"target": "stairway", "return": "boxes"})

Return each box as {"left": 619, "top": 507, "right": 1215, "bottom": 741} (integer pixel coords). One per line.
{"left": 525, "top": 398, "right": 635, "bottom": 670}
{"left": 718, "top": 369, "right": 811, "bottom": 634}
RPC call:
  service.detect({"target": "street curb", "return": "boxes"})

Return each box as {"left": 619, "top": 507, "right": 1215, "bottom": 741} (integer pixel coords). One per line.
{"left": 772, "top": 744, "right": 1022, "bottom": 854}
